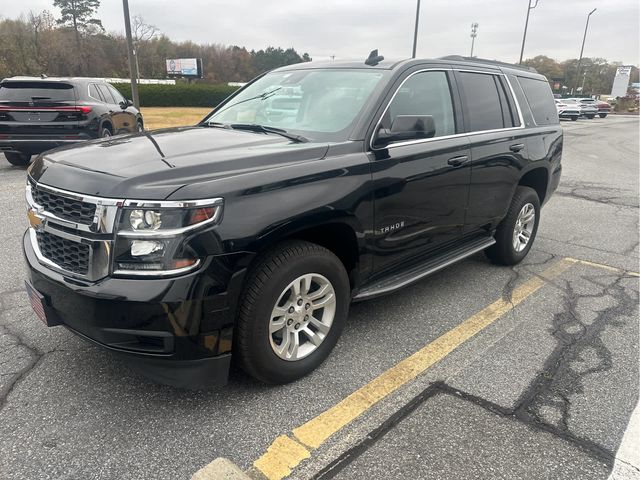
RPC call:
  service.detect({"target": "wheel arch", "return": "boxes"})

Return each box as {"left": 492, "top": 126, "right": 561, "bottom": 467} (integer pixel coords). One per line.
{"left": 247, "top": 215, "right": 365, "bottom": 291}
{"left": 518, "top": 166, "right": 549, "bottom": 204}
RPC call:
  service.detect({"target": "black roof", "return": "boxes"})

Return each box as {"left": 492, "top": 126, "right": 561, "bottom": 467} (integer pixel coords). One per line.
{"left": 275, "top": 55, "right": 545, "bottom": 80}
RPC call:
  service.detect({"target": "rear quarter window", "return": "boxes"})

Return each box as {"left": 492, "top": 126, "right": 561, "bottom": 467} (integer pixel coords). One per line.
{"left": 517, "top": 77, "right": 559, "bottom": 126}
{"left": 0, "top": 82, "right": 76, "bottom": 102}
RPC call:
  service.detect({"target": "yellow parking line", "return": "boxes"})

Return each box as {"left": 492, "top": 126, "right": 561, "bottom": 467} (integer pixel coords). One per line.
{"left": 250, "top": 257, "right": 578, "bottom": 479}
{"left": 566, "top": 257, "right": 640, "bottom": 277}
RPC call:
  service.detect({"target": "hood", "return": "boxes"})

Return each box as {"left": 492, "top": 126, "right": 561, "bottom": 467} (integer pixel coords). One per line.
{"left": 28, "top": 126, "right": 329, "bottom": 199}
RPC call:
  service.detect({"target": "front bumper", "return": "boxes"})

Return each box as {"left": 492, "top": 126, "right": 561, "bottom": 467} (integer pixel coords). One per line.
{"left": 23, "top": 230, "right": 251, "bottom": 388}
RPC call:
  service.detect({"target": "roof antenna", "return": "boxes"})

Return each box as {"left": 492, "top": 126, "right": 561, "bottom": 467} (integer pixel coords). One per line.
{"left": 365, "top": 49, "right": 384, "bottom": 66}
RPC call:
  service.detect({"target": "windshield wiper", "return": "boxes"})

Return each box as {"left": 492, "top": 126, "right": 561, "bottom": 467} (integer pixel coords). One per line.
{"left": 229, "top": 123, "right": 309, "bottom": 143}
{"left": 209, "top": 87, "right": 283, "bottom": 119}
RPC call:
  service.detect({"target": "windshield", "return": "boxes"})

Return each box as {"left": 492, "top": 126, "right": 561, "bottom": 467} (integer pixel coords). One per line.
{"left": 206, "top": 69, "right": 386, "bottom": 142}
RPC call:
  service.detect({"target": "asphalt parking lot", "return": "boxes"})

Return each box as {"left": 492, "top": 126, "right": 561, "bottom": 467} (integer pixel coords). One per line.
{"left": 1, "top": 116, "right": 638, "bottom": 480}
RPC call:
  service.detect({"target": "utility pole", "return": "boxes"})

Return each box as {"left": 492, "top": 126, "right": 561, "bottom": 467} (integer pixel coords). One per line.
{"left": 574, "top": 8, "right": 597, "bottom": 95}
{"left": 470, "top": 23, "right": 479, "bottom": 57}
{"left": 412, "top": 0, "right": 421, "bottom": 58}
{"left": 122, "top": 0, "right": 140, "bottom": 109}
{"left": 519, "top": 0, "right": 540, "bottom": 64}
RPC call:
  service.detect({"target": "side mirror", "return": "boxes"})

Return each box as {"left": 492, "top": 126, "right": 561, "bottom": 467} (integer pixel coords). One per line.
{"left": 375, "top": 115, "right": 436, "bottom": 147}
{"left": 120, "top": 99, "right": 134, "bottom": 109}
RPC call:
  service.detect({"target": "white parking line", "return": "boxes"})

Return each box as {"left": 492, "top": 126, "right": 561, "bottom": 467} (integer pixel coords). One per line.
{"left": 608, "top": 400, "right": 640, "bottom": 480}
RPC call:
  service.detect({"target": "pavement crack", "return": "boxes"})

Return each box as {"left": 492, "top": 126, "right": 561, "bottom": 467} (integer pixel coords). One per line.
{"left": 0, "top": 325, "right": 44, "bottom": 411}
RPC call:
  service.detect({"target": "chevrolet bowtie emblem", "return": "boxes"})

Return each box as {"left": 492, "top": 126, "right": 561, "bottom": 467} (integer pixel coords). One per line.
{"left": 27, "top": 209, "right": 43, "bottom": 229}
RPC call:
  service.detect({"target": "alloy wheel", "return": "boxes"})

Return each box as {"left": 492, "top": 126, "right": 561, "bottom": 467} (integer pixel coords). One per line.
{"left": 513, "top": 203, "right": 536, "bottom": 253}
{"left": 269, "top": 273, "right": 336, "bottom": 361}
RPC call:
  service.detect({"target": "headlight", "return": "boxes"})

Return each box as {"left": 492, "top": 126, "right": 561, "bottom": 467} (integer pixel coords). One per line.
{"left": 113, "top": 198, "right": 223, "bottom": 276}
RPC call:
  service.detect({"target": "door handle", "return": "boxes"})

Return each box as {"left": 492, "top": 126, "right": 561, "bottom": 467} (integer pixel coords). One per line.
{"left": 510, "top": 143, "right": 525, "bottom": 152}
{"left": 447, "top": 155, "right": 469, "bottom": 167}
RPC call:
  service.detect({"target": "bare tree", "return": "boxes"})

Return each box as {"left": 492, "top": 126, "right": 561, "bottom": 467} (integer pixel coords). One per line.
{"left": 132, "top": 15, "right": 159, "bottom": 43}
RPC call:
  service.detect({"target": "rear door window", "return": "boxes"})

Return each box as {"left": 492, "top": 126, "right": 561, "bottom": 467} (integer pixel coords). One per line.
{"left": 382, "top": 70, "right": 456, "bottom": 139}
{"left": 89, "top": 84, "right": 104, "bottom": 102}
{"left": 0, "top": 82, "right": 76, "bottom": 103}
{"left": 457, "top": 72, "right": 506, "bottom": 132}
{"left": 517, "top": 77, "right": 559, "bottom": 125}
{"left": 107, "top": 85, "right": 126, "bottom": 104}
{"left": 96, "top": 84, "right": 116, "bottom": 104}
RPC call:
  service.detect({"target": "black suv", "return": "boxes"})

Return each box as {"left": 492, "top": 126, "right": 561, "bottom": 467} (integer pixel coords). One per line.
{"left": 0, "top": 77, "right": 143, "bottom": 166}
{"left": 22, "top": 55, "right": 562, "bottom": 388}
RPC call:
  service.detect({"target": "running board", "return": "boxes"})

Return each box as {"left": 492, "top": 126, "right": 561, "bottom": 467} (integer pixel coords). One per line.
{"left": 353, "top": 236, "right": 496, "bottom": 301}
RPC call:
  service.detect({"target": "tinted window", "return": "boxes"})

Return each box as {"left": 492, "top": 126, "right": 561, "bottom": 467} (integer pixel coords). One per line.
{"left": 89, "top": 84, "right": 104, "bottom": 102}
{"left": 108, "top": 85, "right": 126, "bottom": 104}
{"left": 96, "top": 84, "right": 116, "bottom": 104}
{"left": 382, "top": 71, "right": 456, "bottom": 138}
{"left": 518, "top": 77, "right": 558, "bottom": 125}
{"left": 0, "top": 82, "right": 75, "bottom": 102}
{"left": 458, "top": 72, "right": 506, "bottom": 131}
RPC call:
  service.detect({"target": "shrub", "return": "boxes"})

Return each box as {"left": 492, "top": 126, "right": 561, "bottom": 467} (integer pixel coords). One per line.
{"left": 111, "top": 83, "right": 239, "bottom": 108}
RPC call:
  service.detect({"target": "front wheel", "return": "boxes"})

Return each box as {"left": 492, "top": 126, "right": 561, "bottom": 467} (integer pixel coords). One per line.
{"left": 486, "top": 186, "right": 540, "bottom": 266}
{"left": 586, "top": 115, "right": 595, "bottom": 119}
{"left": 571, "top": 116, "right": 579, "bottom": 121}
{"left": 599, "top": 113, "right": 608, "bottom": 118}
{"left": 235, "top": 240, "right": 350, "bottom": 384}
{"left": 4, "top": 152, "right": 31, "bottom": 166}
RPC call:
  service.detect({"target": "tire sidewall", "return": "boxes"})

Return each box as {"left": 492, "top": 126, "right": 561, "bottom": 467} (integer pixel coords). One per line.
{"left": 5, "top": 152, "right": 31, "bottom": 166}
{"left": 502, "top": 188, "right": 541, "bottom": 264}
{"left": 100, "top": 126, "right": 112, "bottom": 138}
{"left": 241, "top": 250, "right": 350, "bottom": 383}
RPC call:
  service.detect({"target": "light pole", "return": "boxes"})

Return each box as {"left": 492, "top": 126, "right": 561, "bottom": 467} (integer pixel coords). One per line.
{"left": 122, "top": 0, "right": 140, "bottom": 109}
{"left": 574, "top": 8, "right": 597, "bottom": 95}
{"left": 412, "top": 0, "right": 421, "bottom": 58}
{"left": 470, "top": 23, "right": 479, "bottom": 57}
{"left": 519, "top": 0, "right": 540, "bottom": 64}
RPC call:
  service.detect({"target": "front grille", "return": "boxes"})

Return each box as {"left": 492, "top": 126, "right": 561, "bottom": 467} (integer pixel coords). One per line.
{"left": 36, "top": 231, "right": 90, "bottom": 275}
{"left": 32, "top": 185, "right": 96, "bottom": 224}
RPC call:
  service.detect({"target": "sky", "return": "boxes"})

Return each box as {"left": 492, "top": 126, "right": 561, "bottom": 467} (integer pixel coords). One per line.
{"left": 3, "top": 0, "right": 639, "bottom": 65}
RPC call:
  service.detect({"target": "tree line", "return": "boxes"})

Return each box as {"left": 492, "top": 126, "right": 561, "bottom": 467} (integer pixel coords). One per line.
{"left": 521, "top": 55, "right": 638, "bottom": 96}
{"left": 0, "top": 1, "right": 637, "bottom": 94}
{"left": 0, "top": 4, "right": 311, "bottom": 83}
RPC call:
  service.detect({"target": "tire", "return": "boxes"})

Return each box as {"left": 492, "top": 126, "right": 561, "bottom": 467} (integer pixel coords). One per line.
{"left": 100, "top": 125, "right": 112, "bottom": 138}
{"left": 485, "top": 186, "right": 540, "bottom": 266}
{"left": 136, "top": 120, "right": 144, "bottom": 132}
{"left": 4, "top": 152, "right": 31, "bottom": 167}
{"left": 586, "top": 115, "right": 595, "bottom": 119}
{"left": 599, "top": 113, "right": 607, "bottom": 118}
{"left": 571, "top": 116, "right": 578, "bottom": 121}
{"left": 236, "top": 240, "right": 350, "bottom": 384}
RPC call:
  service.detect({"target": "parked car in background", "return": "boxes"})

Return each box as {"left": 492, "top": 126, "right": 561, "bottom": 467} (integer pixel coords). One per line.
{"left": 563, "top": 98, "right": 597, "bottom": 119}
{"left": 555, "top": 99, "right": 580, "bottom": 121}
{"left": 595, "top": 100, "right": 612, "bottom": 118}
{"left": 0, "top": 77, "right": 143, "bottom": 166}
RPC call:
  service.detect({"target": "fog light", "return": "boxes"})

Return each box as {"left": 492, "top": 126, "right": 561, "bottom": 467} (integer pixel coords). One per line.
{"left": 130, "top": 240, "right": 164, "bottom": 256}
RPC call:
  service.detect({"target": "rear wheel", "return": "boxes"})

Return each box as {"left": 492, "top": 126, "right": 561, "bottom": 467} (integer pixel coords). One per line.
{"left": 100, "top": 125, "right": 112, "bottom": 138}
{"left": 4, "top": 152, "right": 31, "bottom": 167}
{"left": 136, "top": 120, "right": 144, "bottom": 132}
{"left": 599, "top": 113, "right": 608, "bottom": 118}
{"left": 486, "top": 186, "right": 540, "bottom": 266}
{"left": 236, "top": 240, "right": 350, "bottom": 384}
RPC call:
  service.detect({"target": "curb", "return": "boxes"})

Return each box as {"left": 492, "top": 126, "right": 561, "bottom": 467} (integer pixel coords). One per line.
{"left": 191, "top": 458, "right": 253, "bottom": 480}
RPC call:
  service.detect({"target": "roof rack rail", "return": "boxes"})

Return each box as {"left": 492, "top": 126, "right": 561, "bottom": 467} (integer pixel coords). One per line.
{"left": 439, "top": 55, "right": 538, "bottom": 73}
